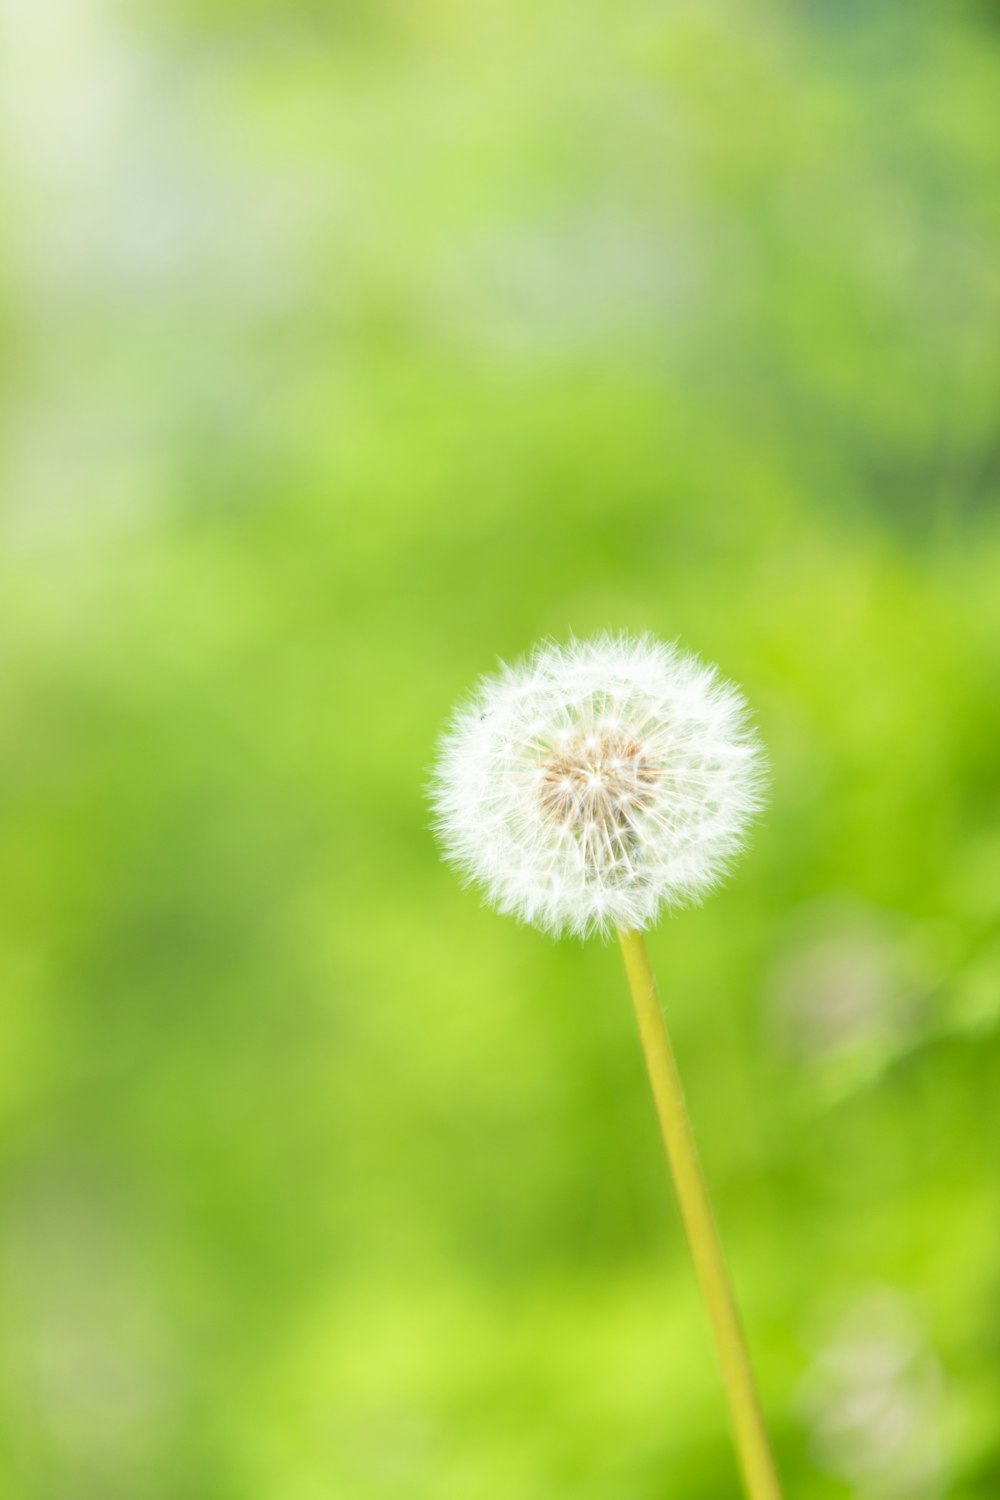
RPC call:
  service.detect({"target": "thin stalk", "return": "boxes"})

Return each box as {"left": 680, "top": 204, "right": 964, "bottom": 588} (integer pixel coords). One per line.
{"left": 616, "top": 927, "right": 783, "bottom": 1500}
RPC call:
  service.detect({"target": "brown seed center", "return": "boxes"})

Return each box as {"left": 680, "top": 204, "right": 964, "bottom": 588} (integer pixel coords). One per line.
{"left": 539, "top": 733, "right": 659, "bottom": 833}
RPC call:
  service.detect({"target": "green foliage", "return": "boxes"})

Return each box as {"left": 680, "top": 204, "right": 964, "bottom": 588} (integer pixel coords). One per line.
{"left": 2, "top": 1, "right": 1000, "bottom": 1495}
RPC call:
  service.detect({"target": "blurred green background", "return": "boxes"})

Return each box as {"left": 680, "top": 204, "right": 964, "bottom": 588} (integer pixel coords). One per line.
{"left": 2, "top": 1, "right": 1000, "bottom": 1496}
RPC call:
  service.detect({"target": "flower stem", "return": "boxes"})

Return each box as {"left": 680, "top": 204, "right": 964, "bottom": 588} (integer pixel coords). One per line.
{"left": 616, "top": 927, "right": 783, "bottom": 1500}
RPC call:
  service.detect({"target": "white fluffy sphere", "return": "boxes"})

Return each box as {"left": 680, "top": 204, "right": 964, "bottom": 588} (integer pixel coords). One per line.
{"left": 430, "top": 634, "right": 767, "bottom": 938}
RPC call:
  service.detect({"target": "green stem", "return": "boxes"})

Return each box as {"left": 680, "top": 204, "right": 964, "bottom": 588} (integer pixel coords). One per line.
{"left": 616, "top": 928, "right": 783, "bottom": 1500}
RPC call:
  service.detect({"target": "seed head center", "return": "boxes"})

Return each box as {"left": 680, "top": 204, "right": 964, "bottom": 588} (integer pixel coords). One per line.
{"left": 539, "top": 733, "right": 659, "bottom": 833}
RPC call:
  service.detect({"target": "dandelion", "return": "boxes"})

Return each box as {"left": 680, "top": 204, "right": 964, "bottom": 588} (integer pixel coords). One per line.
{"left": 432, "top": 633, "right": 764, "bottom": 938}
{"left": 430, "top": 633, "right": 781, "bottom": 1500}
{"left": 799, "top": 1289, "right": 945, "bottom": 1496}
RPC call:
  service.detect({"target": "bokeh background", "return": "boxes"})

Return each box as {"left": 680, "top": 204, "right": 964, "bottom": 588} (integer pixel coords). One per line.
{"left": 2, "top": 0, "right": 1000, "bottom": 1495}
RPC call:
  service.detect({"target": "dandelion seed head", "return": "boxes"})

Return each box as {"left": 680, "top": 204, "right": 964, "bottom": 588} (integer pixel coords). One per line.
{"left": 430, "top": 633, "right": 767, "bottom": 938}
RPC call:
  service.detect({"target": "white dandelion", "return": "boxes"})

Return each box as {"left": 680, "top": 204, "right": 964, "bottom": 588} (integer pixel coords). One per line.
{"left": 429, "top": 633, "right": 782, "bottom": 1500}
{"left": 430, "top": 632, "right": 766, "bottom": 938}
